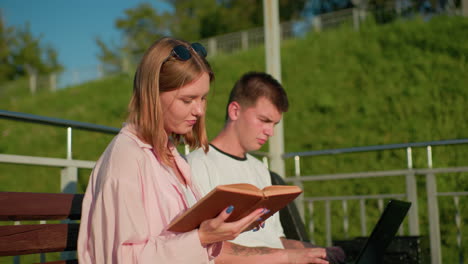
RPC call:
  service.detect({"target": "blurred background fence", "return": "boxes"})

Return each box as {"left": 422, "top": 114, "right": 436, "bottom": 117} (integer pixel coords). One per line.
{"left": 24, "top": 3, "right": 464, "bottom": 93}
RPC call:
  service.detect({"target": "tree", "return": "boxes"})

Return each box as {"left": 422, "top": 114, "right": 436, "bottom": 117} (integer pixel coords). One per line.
{"left": 168, "top": 0, "right": 308, "bottom": 40}
{"left": 95, "top": 37, "right": 124, "bottom": 74}
{"left": 0, "top": 14, "right": 63, "bottom": 85}
{"left": 0, "top": 11, "right": 15, "bottom": 82}
{"left": 95, "top": 3, "right": 171, "bottom": 74}
{"left": 11, "top": 23, "right": 45, "bottom": 76}
{"left": 115, "top": 3, "right": 171, "bottom": 56}
{"left": 43, "top": 44, "right": 63, "bottom": 74}
{"left": 96, "top": 1, "right": 310, "bottom": 69}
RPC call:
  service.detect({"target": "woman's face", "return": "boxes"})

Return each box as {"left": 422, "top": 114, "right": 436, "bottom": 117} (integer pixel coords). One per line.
{"left": 160, "top": 72, "right": 210, "bottom": 135}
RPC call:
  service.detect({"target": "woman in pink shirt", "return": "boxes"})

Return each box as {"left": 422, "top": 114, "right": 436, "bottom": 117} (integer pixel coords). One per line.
{"left": 77, "top": 37, "right": 267, "bottom": 263}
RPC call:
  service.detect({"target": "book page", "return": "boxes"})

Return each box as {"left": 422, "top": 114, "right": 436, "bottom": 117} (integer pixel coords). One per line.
{"left": 262, "top": 185, "right": 302, "bottom": 197}
{"left": 217, "top": 183, "right": 261, "bottom": 196}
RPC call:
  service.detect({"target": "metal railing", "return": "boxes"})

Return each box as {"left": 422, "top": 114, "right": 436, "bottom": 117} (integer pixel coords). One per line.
{"left": 0, "top": 110, "right": 118, "bottom": 194}
{"left": 1, "top": 110, "right": 466, "bottom": 263}
{"left": 282, "top": 140, "right": 468, "bottom": 264}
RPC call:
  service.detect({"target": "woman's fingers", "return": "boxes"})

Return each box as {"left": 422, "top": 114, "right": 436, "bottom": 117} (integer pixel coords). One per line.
{"left": 198, "top": 205, "right": 237, "bottom": 245}
{"left": 251, "top": 220, "right": 266, "bottom": 232}
{"left": 235, "top": 207, "right": 266, "bottom": 232}
{"left": 208, "top": 205, "right": 235, "bottom": 228}
{"left": 198, "top": 207, "right": 267, "bottom": 245}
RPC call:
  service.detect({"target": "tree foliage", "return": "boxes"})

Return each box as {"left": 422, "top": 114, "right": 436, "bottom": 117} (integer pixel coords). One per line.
{"left": 0, "top": 16, "right": 62, "bottom": 84}
{"left": 96, "top": 0, "right": 309, "bottom": 70}
{"left": 95, "top": 37, "right": 124, "bottom": 74}
{"left": 0, "top": 14, "right": 15, "bottom": 82}
{"left": 167, "top": 0, "right": 308, "bottom": 39}
{"left": 96, "top": 0, "right": 462, "bottom": 72}
{"left": 115, "top": 3, "right": 172, "bottom": 56}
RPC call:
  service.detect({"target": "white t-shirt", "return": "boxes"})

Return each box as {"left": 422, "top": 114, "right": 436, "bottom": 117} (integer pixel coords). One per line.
{"left": 187, "top": 144, "right": 285, "bottom": 249}
{"left": 181, "top": 184, "right": 198, "bottom": 207}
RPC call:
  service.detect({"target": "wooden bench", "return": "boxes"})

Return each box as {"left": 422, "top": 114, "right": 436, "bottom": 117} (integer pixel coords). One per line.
{"left": 0, "top": 192, "right": 82, "bottom": 264}
{"left": 0, "top": 177, "right": 308, "bottom": 263}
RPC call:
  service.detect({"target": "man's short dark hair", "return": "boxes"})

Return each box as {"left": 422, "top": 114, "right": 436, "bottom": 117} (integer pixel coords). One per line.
{"left": 226, "top": 72, "right": 289, "bottom": 120}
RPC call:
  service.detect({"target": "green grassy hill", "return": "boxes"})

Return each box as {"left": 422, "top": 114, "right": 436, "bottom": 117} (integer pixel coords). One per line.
{"left": 1, "top": 15, "right": 467, "bottom": 263}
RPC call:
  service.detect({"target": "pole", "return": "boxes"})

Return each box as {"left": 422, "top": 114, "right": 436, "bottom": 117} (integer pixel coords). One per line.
{"left": 463, "top": 0, "right": 468, "bottom": 16}
{"left": 263, "top": 0, "right": 285, "bottom": 176}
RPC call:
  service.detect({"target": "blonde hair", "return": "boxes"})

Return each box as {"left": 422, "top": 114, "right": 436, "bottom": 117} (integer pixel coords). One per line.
{"left": 128, "top": 37, "right": 214, "bottom": 165}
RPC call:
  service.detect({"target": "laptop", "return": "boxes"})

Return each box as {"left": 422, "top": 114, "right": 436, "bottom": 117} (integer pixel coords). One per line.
{"left": 348, "top": 199, "right": 412, "bottom": 264}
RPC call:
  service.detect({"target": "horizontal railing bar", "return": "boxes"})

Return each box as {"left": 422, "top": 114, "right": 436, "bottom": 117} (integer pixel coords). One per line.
{"left": 0, "top": 154, "right": 95, "bottom": 169}
{"left": 283, "top": 167, "right": 468, "bottom": 182}
{"left": 437, "top": 191, "right": 468, "bottom": 197}
{"left": 303, "top": 193, "right": 405, "bottom": 202}
{"left": 0, "top": 110, "right": 120, "bottom": 134}
{"left": 283, "top": 138, "right": 468, "bottom": 158}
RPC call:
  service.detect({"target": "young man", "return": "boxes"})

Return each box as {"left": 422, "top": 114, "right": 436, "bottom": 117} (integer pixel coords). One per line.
{"left": 187, "top": 72, "right": 345, "bottom": 264}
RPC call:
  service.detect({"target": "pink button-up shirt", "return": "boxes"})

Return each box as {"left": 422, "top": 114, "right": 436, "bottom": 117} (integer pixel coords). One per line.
{"left": 78, "top": 125, "right": 222, "bottom": 263}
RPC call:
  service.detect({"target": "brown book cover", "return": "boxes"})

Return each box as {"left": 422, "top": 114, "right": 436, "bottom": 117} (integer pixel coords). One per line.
{"left": 167, "top": 183, "right": 302, "bottom": 232}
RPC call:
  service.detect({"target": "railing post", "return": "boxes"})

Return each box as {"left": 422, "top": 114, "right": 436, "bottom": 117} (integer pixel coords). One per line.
{"left": 359, "top": 199, "right": 367, "bottom": 236}
{"left": 378, "top": 199, "right": 384, "bottom": 213}
{"left": 294, "top": 155, "right": 305, "bottom": 220}
{"left": 184, "top": 144, "right": 190, "bottom": 155}
{"left": 29, "top": 73, "right": 37, "bottom": 94}
{"left": 61, "top": 127, "right": 78, "bottom": 194}
{"left": 426, "top": 146, "right": 442, "bottom": 264}
{"left": 313, "top": 16, "right": 322, "bottom": 32}
{"left": 342, "top": 200, "right": 349, "bottom": 238}
{"left": 49, "top": 73, "right": 57, "bottom": 91}
{"left": 462, "top": 0, "right": 468, "bottom": 16}
{"left": 325, "top": 200, "right": 332, "bottom": 246}
{"left": 352, "top": 8, "right": 360, "bottom": 31}
{"left": 308, "top": 201, "right": 316, "bottom": 244}
{"left": 453, "top": 196, "right": 463, "bottom": 263}
{"left": 208, "top": 38, "right": 217, "bottom": 57}
{"left": 61, "top": 127, "right": 78, "bottom": 261}
{"left": 406, "top": 147, "right": 420, "bottom": 235}
{"left": 241, "top": 31, "right": 249, "bottom": 50}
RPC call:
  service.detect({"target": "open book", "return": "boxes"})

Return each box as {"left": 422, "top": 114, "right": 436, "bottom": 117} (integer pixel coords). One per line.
{"left": 167, "top": 183, "right": 302, "bottom": 232}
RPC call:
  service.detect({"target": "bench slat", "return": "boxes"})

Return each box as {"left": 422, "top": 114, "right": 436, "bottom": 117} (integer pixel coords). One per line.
{"left": 0, "top": 223, "right": 79, "bottom": 256}
{"left": 0, "top": 192, "right": 83, "bottom": 221}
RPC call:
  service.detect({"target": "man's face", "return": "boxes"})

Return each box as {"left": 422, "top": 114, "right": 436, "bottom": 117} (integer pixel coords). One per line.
{"left": 234, "top": 97, "right": 282, "bottom": 153}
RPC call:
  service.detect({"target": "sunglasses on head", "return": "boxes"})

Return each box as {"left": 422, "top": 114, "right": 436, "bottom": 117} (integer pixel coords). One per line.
{"left": 166, "top": 43, "right": 207, "bottom": 62}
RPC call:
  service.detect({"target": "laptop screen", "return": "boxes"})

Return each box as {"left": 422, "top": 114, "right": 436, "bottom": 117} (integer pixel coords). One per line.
{"left": 354, "top": 200, "right": 411, "bottom": 264}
